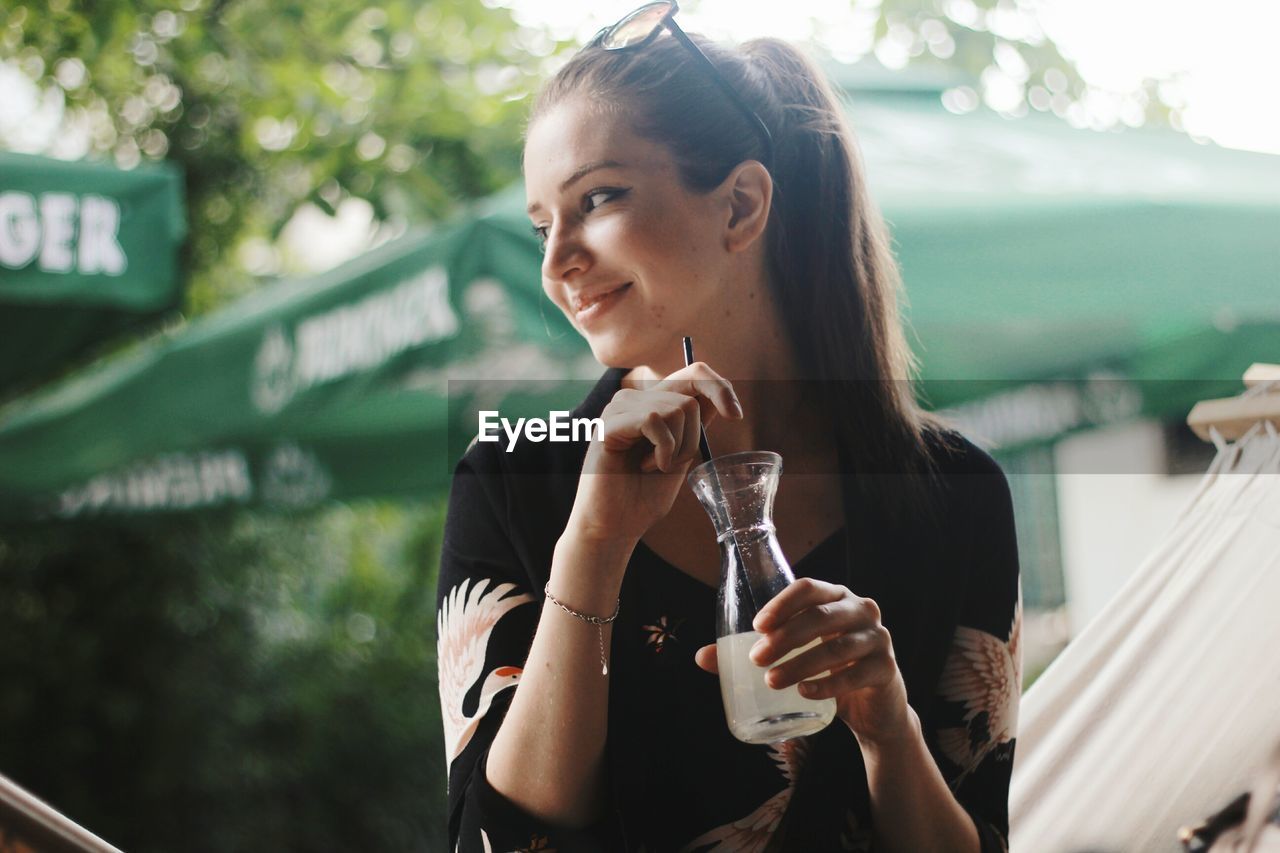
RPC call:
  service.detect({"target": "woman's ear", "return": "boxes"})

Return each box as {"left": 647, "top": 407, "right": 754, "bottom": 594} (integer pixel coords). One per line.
{"left": 721, "top": 160, "right": 772, "bottom": 254}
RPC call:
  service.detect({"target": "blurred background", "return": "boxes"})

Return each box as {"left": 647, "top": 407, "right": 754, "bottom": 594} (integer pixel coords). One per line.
{"left": 1, "top": 0, "right": 1277, "bottom": 850}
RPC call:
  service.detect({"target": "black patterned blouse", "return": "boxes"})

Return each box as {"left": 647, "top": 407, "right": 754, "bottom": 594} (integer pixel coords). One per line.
{"left": 436, "top": 368, "right": 1021, "bottom": 852}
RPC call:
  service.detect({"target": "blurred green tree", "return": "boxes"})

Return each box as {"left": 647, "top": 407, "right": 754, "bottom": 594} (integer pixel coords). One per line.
{"left": 0, "top": 2, "right": 553, "bottom": 847}
{"left": 2, "top": 4, "right": 548, "bottom": 845}
{"left": 2, "top": 0, "right": 560, "bottom": 313}
{"left": 0, "top": 500, "right": 450, "bottom": 852}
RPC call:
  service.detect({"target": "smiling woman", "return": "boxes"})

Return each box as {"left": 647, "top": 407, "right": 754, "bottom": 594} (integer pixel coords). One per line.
{"left": 524, "top": 96, "right": 742, "bottom": 366}
{"left": 436, "top": 3, "right": 1021, "bottom": 852}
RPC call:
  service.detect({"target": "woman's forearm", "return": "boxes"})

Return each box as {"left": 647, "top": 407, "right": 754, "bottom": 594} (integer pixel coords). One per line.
{"left": 485, "top": 527, "right": 634, "bottom": 828}
{"left": 858, "top": 709, "right": 981, "bottom": 853}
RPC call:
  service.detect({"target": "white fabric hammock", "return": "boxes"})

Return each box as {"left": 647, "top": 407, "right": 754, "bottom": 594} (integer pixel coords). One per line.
{"left": 1010, "top": 421, "right": 1280, "bottom": 853}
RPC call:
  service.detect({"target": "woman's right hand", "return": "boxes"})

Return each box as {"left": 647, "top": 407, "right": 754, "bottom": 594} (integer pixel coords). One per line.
{"left": 566, "top": 362, "right": 743, "bottom": 548}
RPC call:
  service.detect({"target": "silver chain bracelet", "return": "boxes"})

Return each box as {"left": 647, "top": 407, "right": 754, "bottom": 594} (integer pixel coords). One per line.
{"left": 544, "top": 582, "right": 620, "bottom": 675}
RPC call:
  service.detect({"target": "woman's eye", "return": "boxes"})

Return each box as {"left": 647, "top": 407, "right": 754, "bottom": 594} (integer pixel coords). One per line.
{"left": 530, "top": 225, "right": 549, "bottom": 253}
{"left": 584, "top": 187, "right": 627, "bottom": 212}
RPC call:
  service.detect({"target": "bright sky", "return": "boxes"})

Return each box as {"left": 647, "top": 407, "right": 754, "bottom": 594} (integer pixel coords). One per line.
{"left": 4, "top": 0, "right": 1273, "bottom": 275}
{"left": 503, "top": 0, "right": 1280, "bottom": 156}
{"left": 3, "top": 0, "right": 1276, "bottom": 156}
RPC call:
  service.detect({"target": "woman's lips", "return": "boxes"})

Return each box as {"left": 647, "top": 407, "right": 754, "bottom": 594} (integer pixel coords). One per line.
{"left": 574, "top": 283, "right": 632, "bottom": 324}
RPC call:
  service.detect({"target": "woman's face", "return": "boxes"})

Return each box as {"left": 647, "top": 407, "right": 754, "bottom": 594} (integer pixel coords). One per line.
{"left": 523, "top": 96, "right": 732, "bottom": 370}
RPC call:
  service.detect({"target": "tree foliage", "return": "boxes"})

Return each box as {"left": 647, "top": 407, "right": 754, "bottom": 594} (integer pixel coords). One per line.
{"left": 0, "top": 501, "right": 450, "bottom": 852}
{"left": 0, "top": 4, "right": 548, "bottom": 846}
{"left": 3, "top": 0, "right": 562, "bottom": 313}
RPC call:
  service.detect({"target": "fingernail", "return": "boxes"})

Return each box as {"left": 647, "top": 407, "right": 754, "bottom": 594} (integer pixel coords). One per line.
{"left": 750, "top": 639, "right": 766, "bottom": 660}
{"left": 731, "top": 397, "right": 744, "bottom": 418}
{"left": 799, "top": 682, "right": 815, "bottom": 696}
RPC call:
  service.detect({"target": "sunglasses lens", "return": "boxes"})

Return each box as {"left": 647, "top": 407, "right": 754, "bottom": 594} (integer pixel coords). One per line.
{"left": 601, "top": 2, "right": 672, "bottom": 49}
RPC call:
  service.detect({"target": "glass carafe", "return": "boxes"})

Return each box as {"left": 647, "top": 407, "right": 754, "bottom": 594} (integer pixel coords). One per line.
{"left": 688, "top": 451, "right": 837, "bottom": 744}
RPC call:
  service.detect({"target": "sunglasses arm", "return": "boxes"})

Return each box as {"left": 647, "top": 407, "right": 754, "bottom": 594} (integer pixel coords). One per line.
{"left": 662, "top": 21, "right": 775, "bottom": 168}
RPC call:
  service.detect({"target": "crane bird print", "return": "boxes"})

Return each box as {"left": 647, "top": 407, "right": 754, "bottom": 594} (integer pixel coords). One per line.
{"left": 438, "top": 577, "right": 534, "bottom": 767}
{"left": 934, "top": 595, "right": 1023, "bottom": 787}
{"left": 680, "top": 737, "right": 809, "bottom": 853}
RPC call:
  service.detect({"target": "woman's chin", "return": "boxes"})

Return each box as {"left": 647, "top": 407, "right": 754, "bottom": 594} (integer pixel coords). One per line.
{"left": 581, "top": 330, "right": 639, "bottom": 368}
{"left": 585, "top": 339, "right": 634, "bottom": 369}
{"left": 579, "top": 323, "right": 684, "bottom": 373}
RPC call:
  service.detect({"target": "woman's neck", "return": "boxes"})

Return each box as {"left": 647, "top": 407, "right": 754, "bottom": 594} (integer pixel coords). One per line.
{"left": 621, "top": 286, "right": 831, "bottom": 460}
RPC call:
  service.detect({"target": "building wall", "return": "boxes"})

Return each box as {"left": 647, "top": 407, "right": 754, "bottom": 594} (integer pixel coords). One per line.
{"left": 1053, "top": 419, "right": 1206, "bottom": 636}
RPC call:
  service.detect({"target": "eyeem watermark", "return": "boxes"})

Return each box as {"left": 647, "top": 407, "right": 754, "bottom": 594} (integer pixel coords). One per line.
{"left": 478, "top": 410, "right": 604, "bottom": 452}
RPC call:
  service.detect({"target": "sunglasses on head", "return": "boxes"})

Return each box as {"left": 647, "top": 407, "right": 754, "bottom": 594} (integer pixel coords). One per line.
{"left": 587, "top": 1, "right": 775, "bottom": 170}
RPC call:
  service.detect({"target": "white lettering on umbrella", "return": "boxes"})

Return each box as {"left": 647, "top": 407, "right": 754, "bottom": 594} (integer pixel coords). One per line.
{"left": 78, "top": 195, "right": 127, "bottom": 275}
{"left": 294, "top": 266, "right": 459, "bottom": 385}
{"left": 55, "top": 449, "right": 253, "bottom": 517}
{"left": 252, "top": 266, "right": 459, "bottom": 414}
{"left": 39, "top": 193, "right": 77, "bottom": 272}
{"left": 0, "top": 191, "right": 128, "bottom": 275}
{"left": 0, "top": 192, "right": 40, "bottom": 268}
{"left": 260, "top": 443, "right": 331, "bottom": 507}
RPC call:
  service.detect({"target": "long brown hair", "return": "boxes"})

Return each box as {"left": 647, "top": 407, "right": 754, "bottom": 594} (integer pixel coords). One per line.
{"left": 530, "top": 34, "right": 950, "bottom": 506}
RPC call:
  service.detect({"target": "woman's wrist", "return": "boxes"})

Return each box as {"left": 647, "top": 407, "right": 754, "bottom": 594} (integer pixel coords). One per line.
{"left": 852, "top": 705, "right": 923, "bottom": 758}
{"left": 550, "top": 523, "right": 635, "bottom": 611}
{"left": 563, "top": 508, "right": 641, "bottom": 553}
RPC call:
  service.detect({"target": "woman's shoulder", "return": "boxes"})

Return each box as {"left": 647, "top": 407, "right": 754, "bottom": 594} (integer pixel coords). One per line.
{"left": 921, "top": 425, "right": 1007, "bottom": 480}
{"left": 914, "top": 427, "right": 1015, "bottom": 537}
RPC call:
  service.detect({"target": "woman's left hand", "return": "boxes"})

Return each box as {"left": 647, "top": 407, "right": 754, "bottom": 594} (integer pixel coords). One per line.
{"left": 694, "top": 578, "right": 915, "bottom": 747}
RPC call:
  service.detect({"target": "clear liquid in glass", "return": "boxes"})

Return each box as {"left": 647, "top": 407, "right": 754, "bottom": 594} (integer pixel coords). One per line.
{"left": 689, "top": 451, "right": 838, "bottom": 744}
{"left": 716, "top": 631, "right": 837, "bottom": 744}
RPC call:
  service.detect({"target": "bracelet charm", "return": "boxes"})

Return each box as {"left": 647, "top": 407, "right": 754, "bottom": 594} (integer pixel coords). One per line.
{"left": 544, "top": 583, "right": 620, "bottom": 675}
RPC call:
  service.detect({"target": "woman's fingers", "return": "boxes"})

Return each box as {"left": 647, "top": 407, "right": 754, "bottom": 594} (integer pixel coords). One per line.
{"left": 763, "top": 627, "right": 888, "bottom": 689}
{"left": 741, "top": 578, "right": 892, "bottom": 690}
{"left": 792, "top": 654, "right": 897, "bottom": 700}
{"left": 652, "top": 362, "right": 743, "bottom": 421}
{"left": 597, "top": 362, "right": 741, "bottom": 474}
{"left": 640, "top": 392, "right": 700, "bottom": 469}
{"left": 700, "top": 630, "right": 889, "bottom": 691}
{"left": 750, "top": 596, "right": 873, "bottom": 668}
{"left": 601, "top": 401, "right": 678, "bottom": 458}
{"left": 606, "top": 393, "right": 708, "bottom": 472}
{"left": 645, "top": 409, "right": 683, "bottom": 471}
{"left": 753, "top": 577, "right": 878, "bottom": 635}
{"left": 674, "top": 394, "right": 703, "bottom": 468}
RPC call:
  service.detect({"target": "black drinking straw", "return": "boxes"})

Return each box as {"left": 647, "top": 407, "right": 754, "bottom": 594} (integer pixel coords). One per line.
{"left": 682, "top": 336, "right": 715, "bottom": 463}
{"left": 682, "top": 337, "right": 758, "bottom": 619}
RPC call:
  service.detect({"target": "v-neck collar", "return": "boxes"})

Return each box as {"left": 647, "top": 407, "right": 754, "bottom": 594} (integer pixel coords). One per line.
{"left": 634, "top": 524, "right": 848, "bottom": 593}
{"left": 583, "top": 365, "right": 858, "bottom": 594}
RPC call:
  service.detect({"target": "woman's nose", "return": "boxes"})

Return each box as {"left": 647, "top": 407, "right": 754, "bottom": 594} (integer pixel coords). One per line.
{"left": 541, "top": 223, "right": 590, "bottom": 283}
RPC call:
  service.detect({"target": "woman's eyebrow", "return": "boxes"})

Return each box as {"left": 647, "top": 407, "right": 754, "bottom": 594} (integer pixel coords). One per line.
{"left": 526, "top": 159, "right": 626, "bottom": 215}
{"left": 560, "top": 159, "right": 625, "bottom": 192}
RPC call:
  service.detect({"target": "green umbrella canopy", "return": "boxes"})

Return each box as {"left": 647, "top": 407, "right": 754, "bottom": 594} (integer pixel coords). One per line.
{"left": 0, "top": 205, "right": 598, "bottom": 519}
{"left": 0, "top": 69, "right": 1277, "bottom": 518}
{"left": 0, "top": 152, "right": 187, "bottom": 397}
{"left": 832, "top": 73, "right": 1280, "bottom": 442}
{"left": 849, "top": 86, "right": 1278, "bottom": 370}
